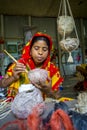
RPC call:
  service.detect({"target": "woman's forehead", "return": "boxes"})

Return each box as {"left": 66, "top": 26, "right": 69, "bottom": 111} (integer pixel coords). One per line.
{"left": 32, "top": 40, "right": 48, "bottom": 47}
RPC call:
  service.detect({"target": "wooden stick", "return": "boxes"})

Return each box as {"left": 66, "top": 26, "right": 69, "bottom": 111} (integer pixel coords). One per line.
{"left": 3, "top": 50, "right": 28, "bottom": 73}
{"left": 4, "top": 50, "right": 17, "bottom": 63}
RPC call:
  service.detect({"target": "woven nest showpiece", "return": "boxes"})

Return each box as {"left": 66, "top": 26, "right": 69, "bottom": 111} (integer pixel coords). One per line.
{"left": 28, "top": 68, "right": 48, "bottom": 84}
{"left": 57, "top": 16, "right": 74, "bottom": 36}
{"left": 59, "top": 37, "right": 79, "bottom": 52}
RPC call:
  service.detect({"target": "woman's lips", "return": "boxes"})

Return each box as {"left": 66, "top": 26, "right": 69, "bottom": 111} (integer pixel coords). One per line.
{"left": 37, "top": 57, "right": 43, "bottom": 61}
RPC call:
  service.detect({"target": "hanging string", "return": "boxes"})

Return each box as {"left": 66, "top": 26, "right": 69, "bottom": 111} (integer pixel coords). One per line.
{"left": 57, "top": 0, "right": 79, "bottom": 63}
{"left": 67, "top": 0, "right": 79, "bottom": 47}
{"left": 66, "top": 0, "right": 79, "bottom": 62}
{"left": 58, "top": 0, "right": 63, "bottom": 18}
{"left": 63, "top": 0, "right": 73, "bottom": 63}
{"left": 63, "top": 0, "right": 66, "bottom": 40}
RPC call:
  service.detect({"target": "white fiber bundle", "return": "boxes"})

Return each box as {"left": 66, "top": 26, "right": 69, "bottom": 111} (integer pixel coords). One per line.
{"left": 77, "top": 92, "right": 87, "bottom": 114}
{"left": 28, "top": 68, "right": 48, "bottom": 84}
{"left": 11, "top": 84, "right": 43, "bottom": 119}
{"left": 59, "top": 37, "right": 79, "bottom": 52}
{"left": 57, "top": 16, "right": 74, "bottom": 36}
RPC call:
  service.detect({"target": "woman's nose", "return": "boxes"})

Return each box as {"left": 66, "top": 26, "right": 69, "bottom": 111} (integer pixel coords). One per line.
{"left": 38, "top": 48, "right": 43, "bottom": 54}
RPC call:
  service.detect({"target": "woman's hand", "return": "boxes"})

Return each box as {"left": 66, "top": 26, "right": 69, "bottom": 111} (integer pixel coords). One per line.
{"left": 0, "top": 62, "right": 27, "bottom": 88}
{"left": 32, "top": 77, "right": 51, "bottom": 91}
{"left": 32, "top": 77, "right": 60, "bottom": 99}
{"left": 12, "top": 62, "right": 26, "bottom": 80}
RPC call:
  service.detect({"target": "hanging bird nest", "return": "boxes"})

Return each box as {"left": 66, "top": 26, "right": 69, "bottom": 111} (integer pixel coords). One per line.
{"left": 57, "top": 16, "right": 74, "bottom": 36}
{"left": 59, "top": 37, "right": 79, "bottom": 52}
{"left": 57, "top": 0, "right": 79, "bottom": 62}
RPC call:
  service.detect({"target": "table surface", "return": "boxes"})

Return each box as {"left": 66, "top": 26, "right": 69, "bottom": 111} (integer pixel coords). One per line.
{"left": 0, "top": 99, "right": 77, "bottom": 128}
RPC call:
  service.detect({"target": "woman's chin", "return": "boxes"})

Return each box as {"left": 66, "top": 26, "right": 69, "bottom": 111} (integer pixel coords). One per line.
{"left": 35, "top": 62, "right": 43, "bottom": 67}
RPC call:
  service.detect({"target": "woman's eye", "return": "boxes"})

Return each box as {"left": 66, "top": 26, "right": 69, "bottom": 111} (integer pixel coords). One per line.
{"left": 34, "top": 46, "right": 39, "bottom": 50}
{"left": 43, "top": 47, "right": 48, "bottom": 51}
{"left": 33, "top": 46, "right": 48, "bottom": 51}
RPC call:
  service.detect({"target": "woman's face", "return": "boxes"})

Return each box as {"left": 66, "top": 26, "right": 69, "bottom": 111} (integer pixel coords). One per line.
{"left": 30, "top": 40, "right": 49, "bottom": 66}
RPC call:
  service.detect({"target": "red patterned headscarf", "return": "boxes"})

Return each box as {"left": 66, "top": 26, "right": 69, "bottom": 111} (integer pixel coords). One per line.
{"left": 19, "top": 32, "right": 53, "bottom": 70}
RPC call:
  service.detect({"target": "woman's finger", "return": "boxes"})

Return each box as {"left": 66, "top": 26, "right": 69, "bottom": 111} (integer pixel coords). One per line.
{"left": 32, "top": 82, "right": 42, "bottom": 89}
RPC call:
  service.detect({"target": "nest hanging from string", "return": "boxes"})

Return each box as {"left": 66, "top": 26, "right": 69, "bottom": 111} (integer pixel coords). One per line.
{"left": 57, "top": 16, "right": 74, "bottom": 36}
{"left": 57, "top": 0, "right": 79, "bottom": 62}
{"left": 59, "top": 37, "right": 79, "bottom": 52}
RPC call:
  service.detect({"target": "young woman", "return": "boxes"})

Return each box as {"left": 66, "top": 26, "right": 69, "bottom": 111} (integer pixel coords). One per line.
{"left": 0, "top": 32, "right": 63, "bottom": 99}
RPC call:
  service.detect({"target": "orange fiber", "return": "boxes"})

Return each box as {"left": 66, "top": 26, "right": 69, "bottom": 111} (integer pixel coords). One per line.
{"left": 49, "top": 109, "right": 74, "bottom": 130}
{"left": 27, "top": 106, "right": 42, "bottom": 130}
{"left": 0, "top": 119, "right": 26, "bottom": 130}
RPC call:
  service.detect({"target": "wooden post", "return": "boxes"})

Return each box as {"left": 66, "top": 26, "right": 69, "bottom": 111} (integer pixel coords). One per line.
{"left": 80, "top": 18, "right": 85, "bottom": 63}
{"left": 0, "top": 14, "right": 4, "bottom": 51}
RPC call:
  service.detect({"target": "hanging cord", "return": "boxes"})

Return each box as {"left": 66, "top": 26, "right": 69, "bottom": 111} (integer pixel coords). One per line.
{"left": 63, "top": 0, "right": 67, "bottom": 40}
{"left": 65, "top": 0, "right": 79, "bottom": 62}
{"left": 67, "top": 0, "right": 79, "bottom": 46}
{"left": 0, "top": 97, "right": 13, "bottom": 119}
{"left": 58, "top": 0, "right": 62, "bottom": 18}
{"left": 62, "top": 0, "right": 74, "bottom": 62}
{"left": 67, "top": 0, "right": 79, "bottom": 62}
{"left": 57, "top": 0, "right": 79, "bottom": 62}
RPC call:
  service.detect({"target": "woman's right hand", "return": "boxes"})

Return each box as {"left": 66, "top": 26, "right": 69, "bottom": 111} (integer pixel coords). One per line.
{"left": 12, "top": 62, "right": 26, "bottom": 80}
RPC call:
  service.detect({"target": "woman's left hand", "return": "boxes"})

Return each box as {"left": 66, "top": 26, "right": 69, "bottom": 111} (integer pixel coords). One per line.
{"left": 32, "top": 77, "right": 51, "bottom": 92}
{"left": 32, "top": 77, "right": 60, "bottom": 99}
